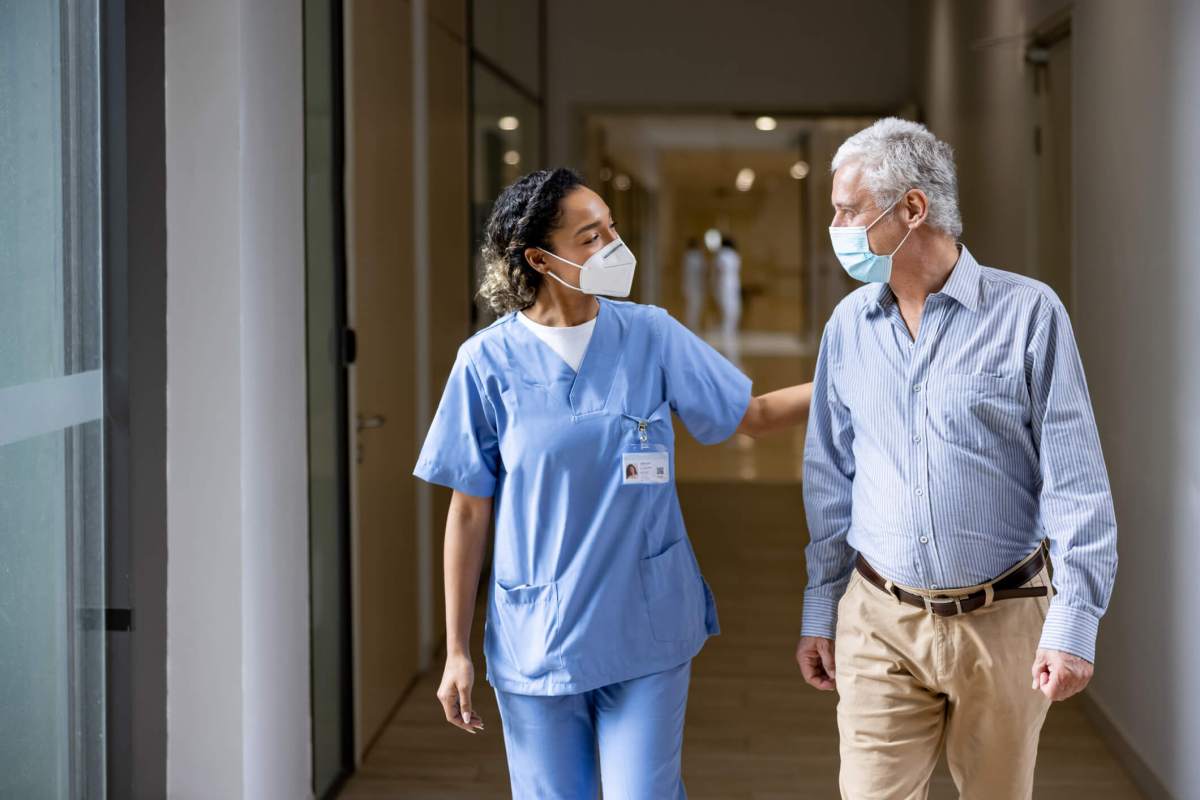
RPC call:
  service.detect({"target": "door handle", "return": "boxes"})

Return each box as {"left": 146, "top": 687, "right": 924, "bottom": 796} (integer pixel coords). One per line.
{"left": 357, "top": 414, "right": 386, "bottom": 432}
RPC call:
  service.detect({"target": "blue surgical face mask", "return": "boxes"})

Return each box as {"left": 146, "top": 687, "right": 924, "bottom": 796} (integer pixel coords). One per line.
{"left": 828, "top": 200, "right": 913, "bottom": 284}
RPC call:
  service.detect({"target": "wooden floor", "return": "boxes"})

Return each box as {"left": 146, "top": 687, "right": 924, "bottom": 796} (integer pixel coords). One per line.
{"left": 339, "top": 478, "right": 1144, "bottom": 799}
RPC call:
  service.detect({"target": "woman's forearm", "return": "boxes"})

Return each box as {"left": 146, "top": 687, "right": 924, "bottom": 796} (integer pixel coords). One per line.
{"left": 444, "top": 491, "right": 492, "bottom": 657}
{"left": 737, "top": 382, "right": 813, "bottom": 438}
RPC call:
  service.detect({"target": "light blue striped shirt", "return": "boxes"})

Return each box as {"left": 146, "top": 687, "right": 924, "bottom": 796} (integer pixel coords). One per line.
{"left": 801, "top": 246, "right": 1117, "bottom": 662}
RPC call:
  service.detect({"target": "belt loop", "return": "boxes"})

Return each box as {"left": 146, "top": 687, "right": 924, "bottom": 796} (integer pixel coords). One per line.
{"left": 954, "top": 597, "right": 964, "bottom": 615}
{"left": 922, "top": 594, "right": 933, "bottom": 615}
{"left": 884, "top": 579, "right": 901, "bottom": 604}
{"left": 983, "top": 584, "right": 995, "bottom": 607}
{"left": 1041, "top": 538, "right": 1053, "bottom": 578}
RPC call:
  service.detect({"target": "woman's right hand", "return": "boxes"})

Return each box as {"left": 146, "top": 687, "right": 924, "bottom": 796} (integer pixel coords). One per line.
{"left": 436, "top": 651, "right": 485, "bottom": 733}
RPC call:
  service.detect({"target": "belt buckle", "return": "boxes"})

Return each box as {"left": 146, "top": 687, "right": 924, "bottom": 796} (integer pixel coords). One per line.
{"left": 925, "top": 594, "right": 962, "bottom": 617}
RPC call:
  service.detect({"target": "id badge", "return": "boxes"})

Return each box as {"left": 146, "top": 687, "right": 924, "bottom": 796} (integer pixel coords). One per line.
{"left": 622, "top": 449, "right": 669, "bottom": 485}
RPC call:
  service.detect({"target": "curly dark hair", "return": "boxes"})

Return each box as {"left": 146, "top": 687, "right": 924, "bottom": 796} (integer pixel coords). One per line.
{"left": 478, "top": 167, "right": 585, "bottom": 314}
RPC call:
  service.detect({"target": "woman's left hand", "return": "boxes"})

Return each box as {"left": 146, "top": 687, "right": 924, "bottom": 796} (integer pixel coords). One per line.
{"left": 437, "top": 652, "right": 486, "bottom": 734}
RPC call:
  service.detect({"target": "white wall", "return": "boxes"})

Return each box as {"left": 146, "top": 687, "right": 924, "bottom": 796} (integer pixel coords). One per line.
{"left": 165, "top": 0, "right": 311, "bottom": 797}
{"left": 1074, "top": 2, "right": 1200, "bottom": 797}
{"left": 545, "top": 0, "right": 913, "bottom": 165}
{"left": 165, "top": 0, "right": 244, "bottom": 794}
{"left": 238, "top": 0, "right": 312, "bottom": 797}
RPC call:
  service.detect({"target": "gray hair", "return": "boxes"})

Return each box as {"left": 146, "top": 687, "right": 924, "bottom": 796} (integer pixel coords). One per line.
{"left": 831, "top": 117, "right": 963, "bottom": 238}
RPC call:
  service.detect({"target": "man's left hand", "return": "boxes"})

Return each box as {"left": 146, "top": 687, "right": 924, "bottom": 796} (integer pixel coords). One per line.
{"left": 1031, "top": 649, "right": 1093, "bottom": 701}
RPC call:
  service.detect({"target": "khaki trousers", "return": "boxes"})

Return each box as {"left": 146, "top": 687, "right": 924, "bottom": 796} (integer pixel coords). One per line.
{"left": 835, "top": 558, "right": 1052, "bottom": 800}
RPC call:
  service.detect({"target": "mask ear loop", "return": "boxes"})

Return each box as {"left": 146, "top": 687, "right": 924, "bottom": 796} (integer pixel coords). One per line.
{"left": 864, "top": 203, "right": 895, "bottom": 232}
{"left": 864, "top": 196, "right": 913, "bottom": 257}
{"left": 889, "top": 225, "right": 915, "bottom": 257}
{"left": 543, "top": 267, "right": 584, "bottom": 293}
{"left": 537, "top": 248, "right": 585, "bottom": 293}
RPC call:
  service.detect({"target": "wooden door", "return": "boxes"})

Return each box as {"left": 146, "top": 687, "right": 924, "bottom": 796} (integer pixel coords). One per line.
{"left": 344, "top": 0, "right": 419, "bottom": 762}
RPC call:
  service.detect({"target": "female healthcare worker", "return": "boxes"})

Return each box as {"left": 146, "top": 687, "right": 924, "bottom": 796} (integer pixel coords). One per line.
{"left": 414, "top": 168, "right": 812, "bottom": 799}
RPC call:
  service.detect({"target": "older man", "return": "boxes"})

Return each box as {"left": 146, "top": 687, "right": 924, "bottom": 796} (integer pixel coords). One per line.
{"left": 795, "top": 118, "right": 1117, "bottom": 799}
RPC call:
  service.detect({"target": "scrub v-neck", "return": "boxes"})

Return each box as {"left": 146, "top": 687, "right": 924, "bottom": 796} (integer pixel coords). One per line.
{"left": 509, "top": 298, "right": 624, "bottom": 419}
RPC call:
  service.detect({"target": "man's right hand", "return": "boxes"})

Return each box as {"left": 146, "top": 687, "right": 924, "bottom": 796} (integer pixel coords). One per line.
{"left": 436, "top": 651, "right": 485, "bottom": 733}
{"left": 795, "top": 635, "right": 837, "bottom": 691}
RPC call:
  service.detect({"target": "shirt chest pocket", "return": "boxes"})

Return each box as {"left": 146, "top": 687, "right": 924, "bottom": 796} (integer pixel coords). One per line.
{"left": 930, "top": 373, "right": 1029, "bottom": 451}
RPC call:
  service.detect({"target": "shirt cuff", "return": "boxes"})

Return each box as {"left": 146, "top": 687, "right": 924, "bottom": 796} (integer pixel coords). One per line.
{"left": 1038, "top": 603, "right": 1101, "bottom": 663}
{"left": 800, "top": 593, "right": 839, "bottom": 640}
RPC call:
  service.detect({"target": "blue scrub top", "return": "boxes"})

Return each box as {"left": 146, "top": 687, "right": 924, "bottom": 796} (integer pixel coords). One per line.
{"left": 414, "top": 299, "right": 752, "bottom": 695}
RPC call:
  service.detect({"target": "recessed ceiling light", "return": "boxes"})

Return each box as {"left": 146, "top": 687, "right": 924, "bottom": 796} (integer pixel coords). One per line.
{"left": 754, "top": 116, "right": 778, "bottom": 131}
{"left": 498, "top": 116, "right": 520, "bottom": 131}
{"left": 614, "top": 174, "right": 632, "bottom": 191}
{"left": 789, "top": 160, "right": 810, "bottom": 180}
{"left": 503, "top": 150, "right": 521, "bottom": 166}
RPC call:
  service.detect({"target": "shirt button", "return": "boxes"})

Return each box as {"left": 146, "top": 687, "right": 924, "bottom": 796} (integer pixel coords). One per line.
{"left": 920, "top": 536, "right": 929, "bottom": 544}
{"left": 931, "top": 584, "right": 940, "bottom": 590}
{"left": 913, "top": 434, "right": 922, "bottom": 443}
{"left": 915, "top": 487, "right": 924, "bottom": 497}
{"left": 913, "top": 384, "right": 922, "bottom": 393}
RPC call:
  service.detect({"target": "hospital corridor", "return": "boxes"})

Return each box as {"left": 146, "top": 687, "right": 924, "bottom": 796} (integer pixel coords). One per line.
{"left": 2, "top": 0, "right": 1198, "bottom": 799}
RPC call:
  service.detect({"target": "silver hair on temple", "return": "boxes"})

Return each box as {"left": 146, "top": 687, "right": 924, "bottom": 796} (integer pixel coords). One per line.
{"left": 831, "top": 117, "right": 963, "bottom": 238}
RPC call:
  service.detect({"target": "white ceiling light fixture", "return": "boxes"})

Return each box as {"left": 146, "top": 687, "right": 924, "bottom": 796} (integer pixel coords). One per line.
{"left": 498, "top": 115, "right": 520, "bottom": 131}
{"left": 735, "top": 168, "right": 756, "bottom": 192}
{"left": 789, "top": 160, "right": 810, "bottom": 180}
{"left": 503, "top": 150, "right": 521, "bottom": 166}
{"left": 613, "top": 173, "right": 632, "bottom": 191}
{"left": 754, "top": 116, "right": 778, "bottom": 131}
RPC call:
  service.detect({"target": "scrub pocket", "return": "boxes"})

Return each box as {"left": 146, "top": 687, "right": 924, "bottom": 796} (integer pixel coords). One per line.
{"left": 493, "top": 581, "right": 564, "bottom": 677}
{"left": 933, "top": 373, "right": 1028, "bottom": 451}
{"left": 639, "top": 538, "right": 705, "bottom": 642}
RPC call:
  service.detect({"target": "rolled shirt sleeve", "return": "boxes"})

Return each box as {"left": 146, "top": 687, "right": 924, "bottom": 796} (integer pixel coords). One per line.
{"left": 1026, "top": 297, "right": 1118, "bottom": 663}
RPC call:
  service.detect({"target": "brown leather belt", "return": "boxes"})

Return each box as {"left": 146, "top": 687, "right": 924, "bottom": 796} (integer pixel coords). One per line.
{"left": 854, "top": 547, "right": 1049, "bottom": 617}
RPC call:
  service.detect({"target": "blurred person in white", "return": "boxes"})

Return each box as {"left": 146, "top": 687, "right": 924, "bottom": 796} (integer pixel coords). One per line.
{"left": 795, "top": 117, "right": 1117, "bottom": 800}
{"left": 714, "top": 236, "right": 742, "bottom": 365}
{"left": 682, "top": 237, "right": 707, "bottom": 332}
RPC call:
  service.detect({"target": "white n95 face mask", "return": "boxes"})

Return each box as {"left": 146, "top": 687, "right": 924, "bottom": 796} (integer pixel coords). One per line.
{"left": 539, "top": 238, "right": 637, "bottom": 297}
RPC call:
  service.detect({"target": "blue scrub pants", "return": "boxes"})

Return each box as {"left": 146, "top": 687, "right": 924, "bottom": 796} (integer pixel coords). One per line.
{"left": 494, "top": 659, "right": 691, "bottom": 799}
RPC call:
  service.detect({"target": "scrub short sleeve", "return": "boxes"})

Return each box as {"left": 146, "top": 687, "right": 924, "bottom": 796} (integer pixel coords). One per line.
{"left": 413, "top": 347, "right": 501, "bottom": 498}
{"left": 655, "top": 308, "right": 752, "bottom": 445}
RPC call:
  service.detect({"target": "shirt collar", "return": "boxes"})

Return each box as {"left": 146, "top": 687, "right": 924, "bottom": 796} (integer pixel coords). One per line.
{"left": 867, "top": 243, "right": 981, "bottom": 315}
{"left": 938, "top": 245, "right": 981, "bottom": 312}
